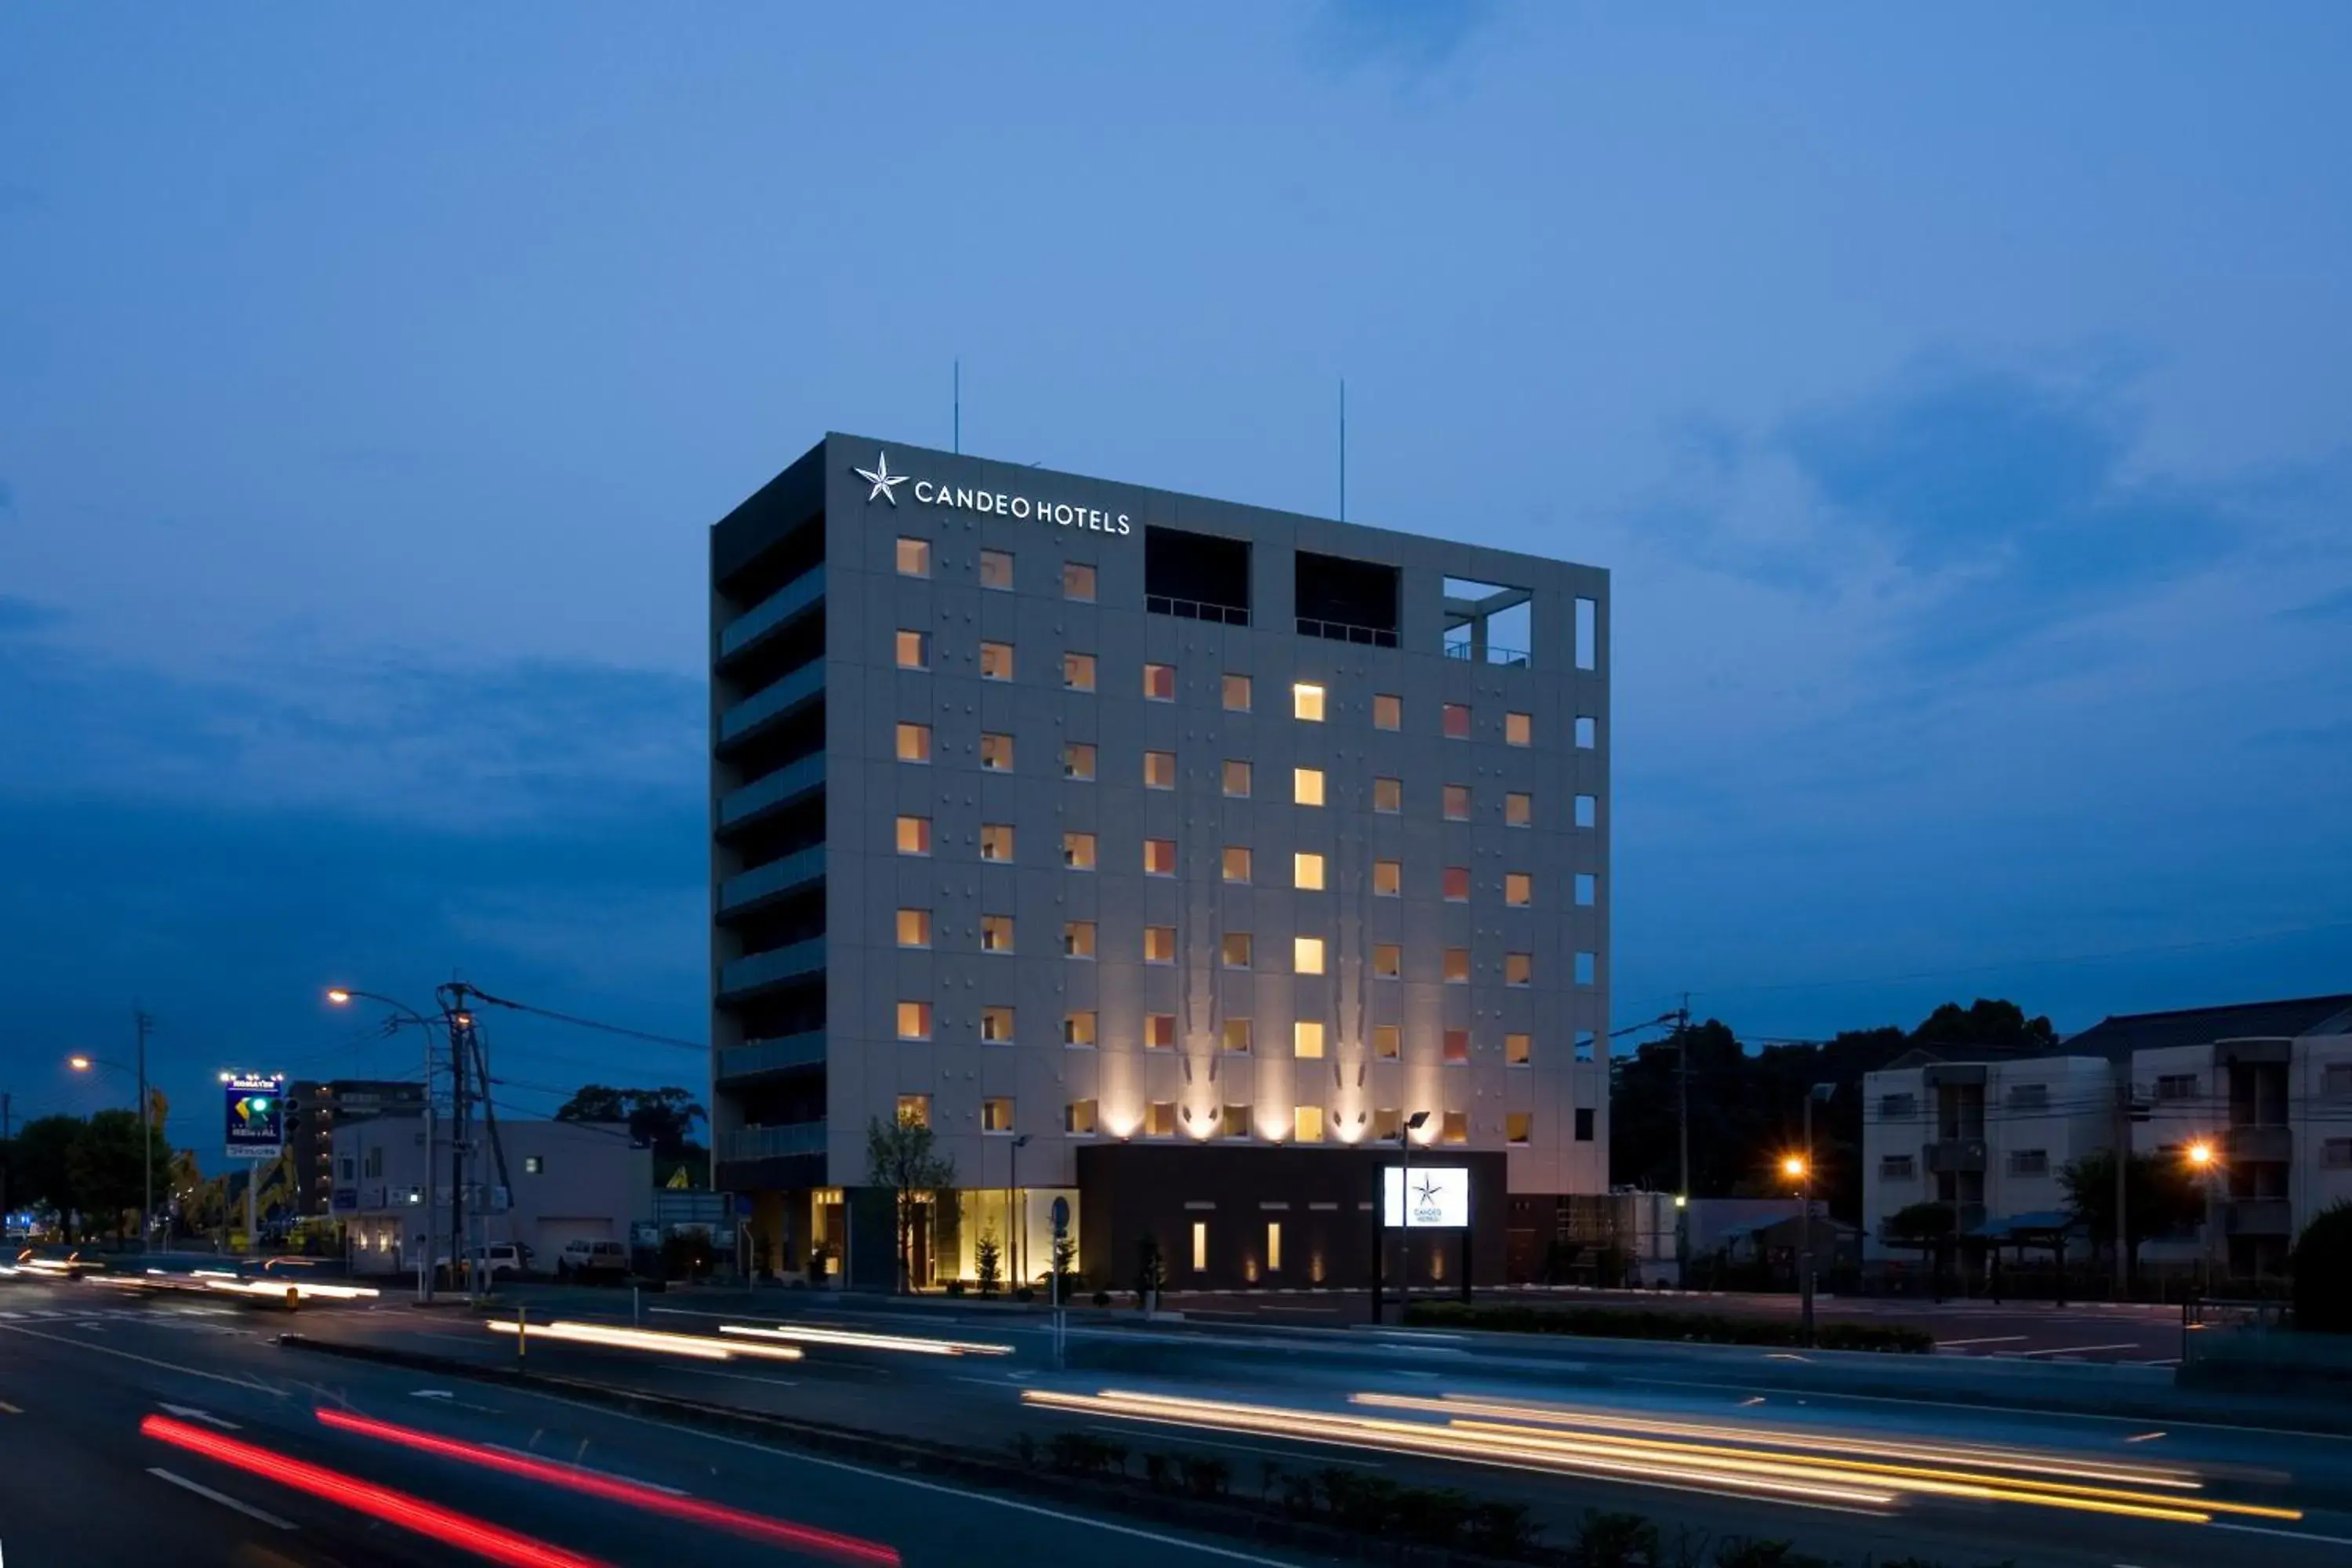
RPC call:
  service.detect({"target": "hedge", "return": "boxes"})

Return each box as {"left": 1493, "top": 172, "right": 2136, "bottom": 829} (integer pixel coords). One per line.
{"left": 1403, "top": 1301, "right": 1934, "bottom": 1353}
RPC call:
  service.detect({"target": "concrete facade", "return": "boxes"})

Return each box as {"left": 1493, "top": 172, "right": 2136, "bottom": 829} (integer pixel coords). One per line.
{"left": 286, "top": 1079, "right": 423, "bottom": 1218}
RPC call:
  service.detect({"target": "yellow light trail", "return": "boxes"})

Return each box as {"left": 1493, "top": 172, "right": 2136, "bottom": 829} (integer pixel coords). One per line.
{"left": 485, "top": 1319, "right": 804, "bottom": 1364}
{"left": 716, "top": 1323, "right": 1014, "bottom": 1358}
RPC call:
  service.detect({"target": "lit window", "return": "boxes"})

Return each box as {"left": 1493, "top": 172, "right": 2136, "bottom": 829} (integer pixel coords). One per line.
{"left": 1372, "top": 1107, "right": 1402, "bottom": 1141}
{"left": 1293, "top": 767, "right": 1325, "bottom": 807}
{"left": 1505, "top": 711, "right": 1531, "bottom": 746}
{"left": 980, "top": 549, "right": 1014, "bottom": 590}
{"left": 1147, "top": 1102, "right": 1176, "bottom": 1136}
{"left": 1192, "top": 1221, "right": 1208, "bottom": 1269}
{"left": 897, "top": 723, "right": 932, "bottom": 764}
{"left": 1145, "top": 1013, "right": 1176, "bottom": 1050}
{"left": 1221, "top": 759, "right": 1251, "bottom": 797}
{"left": 895, "top": 1003, "right": 932, "bottom": 1041}
{"left": 983, "top": 1098, "right": 1016, "bottom": 1134}
{"left": 1506, "top": 1112, "right": 1532, "bottom": 1145}
{"left": 1443, "top": 784, "right": 1470, "bottom": 821}
{"left": 1294, "top": 1021, "right": 1325, "bottom": 1059}
{"left": 524, "top": 1156, "right": 544, "bottom": 1175}
{"left": 1062, "top": 832, "right": 1098, "bottom": 869}
{"left": 1373, "top": 693, "right": 1401, "bottom": 730}
{"left": 1062, "top": 742, "right": 1096, "bottom": 780}
{"left": 1063, "top": 1011, "right": 1098, "bottom": 1047}
{"left": 1293, "top": 1108, "right": 1324, "bottom": 1145}
{"left": 979, "top": 641, "right": 1014, "bottom": 681}
{"left": 1575, "top": 872, "right": 1596, "bottom": 906}
{"left": 981, "top": 914, "right": 1015, "bottom": 953}
{"left": 1574, "top": 950, "right": 1596, "bottom": 986}
{"left": 1221, "top": 1018, "right": 1253, "bottom": 1054}
{"left": 1144, "top": 838, "right": 1176, "bottom": 876}
{"left": 980, "top": 824, "right": 1014, "bottom": 862}
{"left": 1505, "top": 952, "right": 1531, "bottom": 986}
{"left": 895, "top": 630, "right": 927, "bottom": 670}
{"left": 1144, "top": 750, "right": 1176, "bottom": 789}
{"left": 1443, "top": 866, "right": 1470, "bottom": 902}
{"left": 1064, "top": 652, "right": 1097, "bottom": 691}
{"left": 1144, "top": 662, "right": 1175, "bottom": 701}
{"left": 1220, "top": 932, "right": 1253, "bottom": 969}
{"left": 1293, "top": 851, "right": 1325, "bottom": 891}
{"left": 982, "top": 1005, "right": 1015, "bottom": 1043}
{"left": 1574, "top": 793, "right": 1596, "bottom": 829}
{"left": 1063, "top": 920, "right": 1096, "bottom": 958}
{"left": 1576, "top": 715, "right": 1598, "bottom": 750}
{"left": 1444, "top": 1028, "right": 1470, "bottom": 1063}
{"left": 1267, "top": 1218, "right": 1287, "bottom": 1268}
{"left": 1066, "top": 1099, "right": 1098, "bottom": 1136}
{"left": 980, "top": 732, "right": 1014, "bottom": 771}
{"left": 1374, "top": 1025, "right": 1400, "bottom": 1059}
{"left": 1373, "top": 944, "right": 1401, "bottom": 978}
{"left": 1062, "top": 561, "right": 1096, "bottom": 601}
{"left": 1441, "top": 1111, "right": 1468, "bottom": 1146}
{"left": 895, "top": 537, "right": 931, "bottom": 578}
{"left": 896, "top": 908, "right": 931, "bottom": 948}
{"left": 1443, "top": 949, "right": 1469, "bottom": 983}
{"left": 1505, "top": 1032, "right": 1530, "bottom": 1065}
{"left": 1294, "top": 936, "right": 1326, "bottom": 975}
{"left": 1443, "top": 702, "right": 1471, "bottom": 739}
{"left": 895, "top": 815, "right": 932, "bottom": 855}
{"left": 1293, "top": 682, "right": 1326, "bottom": 722}
{"left": 1221, "top": 1105, "right": 1250, "bottom": 1139}
{"left": 1374, "top": 777, "right": 1401, "bottom": 813}
{"left": 1505, "top": 791, "right": 1531, "bottom": 826}
{"left": 1144, "top": 926, "right": 1176, "bottom": 964}
{"left": 1222, "top": 846, "right": 1252, "bottom": 884}
{"left": 1223, "top": 673, "right": 1252, "bottom": 712}
{"left": 897, "top": 1094, "right": 931, "bottom": 1127}
{"left": 1505, "top": 873, "right": 1532, "bottom": 906}
{"left": 1372, "top": 858, "right": 1401, "bottom": 897}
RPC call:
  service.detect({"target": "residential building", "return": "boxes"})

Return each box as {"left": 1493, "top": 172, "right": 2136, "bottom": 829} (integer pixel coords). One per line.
{"left": 285, "top": 1079, "right": 424, "bottom": 1218}
{"left": 710, "top": 434, "right": 1610, "bottom": 1288}
{"left": 1861, "top": 1055, "right": 2111, "bottom": 1258}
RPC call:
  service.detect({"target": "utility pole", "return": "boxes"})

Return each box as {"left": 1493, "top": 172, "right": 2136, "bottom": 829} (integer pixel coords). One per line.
{"left": 1675, "top": 996, "right": 1692, "bottom": 1206}
{"left": 2112, "top": 1073, "right": 2132, "bottom": 1298}
{"left": 445, "top": 985, "right": 471, "bottom": 1299}
{"left": 2, "top": 1090, "right": 13, "bottom": 1224}
{"left": 135, "top": 1007, "right": 154, "bottom": 1251}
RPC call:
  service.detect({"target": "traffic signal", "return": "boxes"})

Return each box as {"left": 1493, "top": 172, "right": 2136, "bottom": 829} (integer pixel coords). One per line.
{"left": 283, "top": 1094, "right": 303, "bottom": 1138}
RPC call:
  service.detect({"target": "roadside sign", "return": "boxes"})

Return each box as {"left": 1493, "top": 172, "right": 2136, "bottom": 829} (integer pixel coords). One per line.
{"left": 223, "top": 1073, "right": 285, "bottom": 1160}
{"left": 1050, "top": 1196, "right": 1069, "bottom": 1237}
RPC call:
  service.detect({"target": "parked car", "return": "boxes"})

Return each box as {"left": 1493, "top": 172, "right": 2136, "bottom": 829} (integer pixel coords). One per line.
{"left": 555, "top": 1238, "right": 629, "bottom": 1282}
{"left": 432, "top": 1243, "right": 532, "bottom": 1281}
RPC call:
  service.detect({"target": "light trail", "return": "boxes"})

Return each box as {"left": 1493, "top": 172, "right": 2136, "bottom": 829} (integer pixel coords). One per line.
{"left": 485, "top": 1319, "right": 805, "bottom": 1363}
{"left": 716, "top": 1323, "right": 1014, "bottom": 1358}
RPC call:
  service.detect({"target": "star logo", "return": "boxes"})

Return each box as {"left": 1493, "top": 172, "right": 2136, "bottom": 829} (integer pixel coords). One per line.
{"left": 1414, "top": 1177, "right": 1442, "bottom": 1207}
{"left": 854, "top": 451, "right": 907, "bottom": 506}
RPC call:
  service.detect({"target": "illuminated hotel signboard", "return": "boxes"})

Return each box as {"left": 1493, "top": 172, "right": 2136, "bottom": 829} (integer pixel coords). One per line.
{"left": 1381, "top": 1166, "right": 1469, "bottom": 1229}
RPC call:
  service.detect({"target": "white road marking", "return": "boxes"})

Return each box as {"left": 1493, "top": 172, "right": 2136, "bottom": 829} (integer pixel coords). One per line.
{"left": 147, "top": 1468, "right": 297, "bottom": 1530}
{"left": 2007, "top": 1343, "right": 2144, "bottom": 1358}
{"left": 2212, "top": 1522, "right": 2352, "bottom": 1548}
{"left": 0, "top": 1322, "right": 275, "bottom": 1390}
{"left": 158, "top": 1403, "right": 241, "bottom": 1430}
{"left": 483, "top": 1443, "right": 690, "bottom": 1495}
{"left": 1933, "top": 1335, "right": 2029, "bottom": 1347}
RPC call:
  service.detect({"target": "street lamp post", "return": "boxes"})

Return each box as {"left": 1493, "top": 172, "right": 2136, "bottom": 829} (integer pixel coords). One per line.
{"left": 69, "top": 1046, "right": 153, "bottom": 1250}
{"left": 1007, "top": 1133, "right": 1032, "bottom": 1290}
{"left": 1788, "top": 1083, "right": 1835, "bottom": 1348}
{"left": 1392, "top": 1109, "right": 1432, "bottom": 1319}
{"left": 328, "top": 988, "right": 445, "bottom": 1302}
{"left": 2186, "top": 1139, "right": 2219, "bottom": 1295}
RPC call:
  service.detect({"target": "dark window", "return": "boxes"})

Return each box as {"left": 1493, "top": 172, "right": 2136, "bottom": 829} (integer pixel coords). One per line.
{"left": 1145, "top": 526, "right": 1250, "bottom": 623}
{"left": 1294, "top": 550, "right": 1399, "bottom": 646}
{"left": 1573, "top": 1108, "right": 1595, "bottom": 1142}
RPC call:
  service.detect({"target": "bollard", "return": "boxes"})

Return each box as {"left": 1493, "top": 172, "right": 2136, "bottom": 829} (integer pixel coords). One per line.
{"left": 632, "top": 1284, "right": 641, "bottom": 1326}
{"left": 516, "top": 1302, "right": 528, "bottom": 1366}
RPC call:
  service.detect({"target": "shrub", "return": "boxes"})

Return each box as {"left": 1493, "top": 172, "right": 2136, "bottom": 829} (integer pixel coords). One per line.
{"left": 1570, "top": 1508, "right": 1661, "bottom": 1568}
{"left": 1092, "top": 1289, "right": 1112, "bottom": 1308}
{"left": 943, "top": 1278, "right": 966, "bottom": 1297}
{"left": 2292, "top": 1201, "right": 2352, "bottom": 1334}
{"left": 1711, "top": 1539, "right": 1832, "bottom": 1568}
{"left": 1403, "top": 1301, "right": 1932, "bottom": 1353}
{"left": 1014, "top": 1286, "right": 1036, "bottom": 1303}
{"left": 1177, "top": 1454, "right": 1229, "bottom": 1499}
{"left": 1469, "top": 1500, "right": 1541, "bottom": 1554}
{"left": 1044, "top": 1431, "right": 1126, "bottom": 1477}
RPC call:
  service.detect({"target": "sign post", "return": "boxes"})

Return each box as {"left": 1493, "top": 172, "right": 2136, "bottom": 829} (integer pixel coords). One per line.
{"left": 1050, "top": 1196, "right": 1070, "bottom": 1370}
{"left": 223, "top": 1072, "right": 285, "bottom": 1255}
{"left": 1381, "top": 1164, "right": 1472, "bottom": 1319}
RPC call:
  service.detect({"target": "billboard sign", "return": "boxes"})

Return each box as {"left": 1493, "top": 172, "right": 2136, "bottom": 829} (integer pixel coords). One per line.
{"left": 1381, "top": 1166, "right": 1469, "bottom": 1229}
{"left": 223, "top": 1073, "right": 285, "bottom": 1160}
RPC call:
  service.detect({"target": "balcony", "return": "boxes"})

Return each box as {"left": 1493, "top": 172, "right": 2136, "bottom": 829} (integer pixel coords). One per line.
{"left": 718, "top": 847, "right": 826, "bottom": 918}
{"left": 721, "top": 1122, "right": 827, "bottom": 1162}
{"left": 717, "top": 753, "right": 824, "bottom": 832}
{"left": 718, "top": 938, "right": 826, "bottom": 1000}
{"left": 715, "top": 1032, "right": 826, "bottom": 1086}
{"left": 2216, "top": 1037, "right": 2292, "bottom": 1067}
{"left": 719, "top": 565, "right": 824, "bottom": 665}
{"left": 2223, "top": 1198, "right": 2293, "bottom": 1237}
{"left": 2223, "top": 1123, "right": 2293, "bottom": 1163}
{"left": 1922, "top": 1138, "right": 1987, "bottom": 1175}
{"left": 717, "top": 661, "right": 824, "bottom": 750}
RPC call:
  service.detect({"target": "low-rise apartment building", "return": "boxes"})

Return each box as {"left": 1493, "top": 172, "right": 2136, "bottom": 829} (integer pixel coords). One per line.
{"left": 1863, "top": 1054, "right": 2113, "bottom": 1258}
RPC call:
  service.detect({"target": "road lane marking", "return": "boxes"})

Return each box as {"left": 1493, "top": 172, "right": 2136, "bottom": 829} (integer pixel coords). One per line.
{"left": 2124, "top": 1432, "right": 2165, "bottom": 1443}
{"left": 481, "top": 1443, "right": 691, "bottom": 1495}
{"left": 2008, "top": 1344, "right": 2143, "bottom": 1358}
{"left": 2212, "top": 1521, "right": 2352, "bottom": 1548}
{"left": 0, "top": 1321, "right": 275, "bottom": 1390}
{"left": 159, "top": 1403, "right": 243, "bottom": 1429}
{"left": 0, "top": 1399, "right": 21, "bottom": 1414}
{"left": 147, "top": 1467, "right": 298, "bottom": 1530}
{"left": 1933, "top": 1335, "right": 2029, "bottom": 1347}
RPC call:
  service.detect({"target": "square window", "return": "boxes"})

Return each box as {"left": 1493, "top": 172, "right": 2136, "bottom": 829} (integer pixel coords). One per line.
{"left": 1146, "top": 1102, "right": 1176, "bottom": 1137}
{"left": 1293, "top": 1107, "right": 1324, "bottom": 1144}
{"left": 1443, "top": 948, "right": 1469, "bottom": 983}
{"left": 1145, "top": 750, "right": 1176, "bottom": 789}
{"left": 898, "top": 1094, "right": 931, "bottom": 1127}
{"left": 980, "top": 549, "right": 1014, "bottom": 590}
{"left": 896, "top": 722, "right": 932, "bottom": 764}
{"left": 1221, "top": 846, "right": 1252, "bottom": 884}
{"left": 1062, "top": 832, "right": 1098, "bottom": 869}
{"left": 1192, "top": 1220, "right": 1208, "bottom": 1269}
{"left": 1144, "top": 838, "right": 1176, "bottom": 876}
{"left": 1063, "top": 920, "right": 1096, "bottom": 958}
{"left": 895, "top": 537, "right": 931, "bottom": 578}
{"left": 1574, "top": 793, "right": 1597, "bottom": 829}
{"left": 1444, "top": 1027, "right": 1470, "bottom": 1063}
{"left": 1575, "top": 597, "right": 1597, "bottom": 670}
{"left": 1505, "top": 872, "right": 1532, "bottom": 906}
{"left": 1294, "top": 1020, "right": 1325, "bottom": 1059}
{"left": 1062, "top": 561, "right": 1096, "bottom": 601}
{"left": 1144, "top": 662, "right": 1175, "bottom": 701}
{"left": 1372, "top": 1107, "right": 1402, "bottom": 1141}
{"left": 1220, "top": 932, "right": 1253, "bottom": 969}
{"left": 981, "top": 1005, "right": 1015, "bottom": 1043}
{"left": 981, "top": 823, "right": 1014, "bottom": 862}
{"left": 1293, "top": 767, "right": 1326, "bottom": 807}
{"left": 1575, "top": 1030, "right": 1596, "bottom": 1063}
{"left": 1221, "top": 759, "right": 1252, "bottom": 797}
{"left": 1066, "top": 1099, "right": 1098, "bottom": 1136}
{"left": 1144, "top": 926, "right": 1176, "bottom": 964}
{"left": 1505, "top": 791, "right": 1531, "bottom": 827}
{"left": 1372, "top": 858, "right": 1401, "bottom": 896}
{"left": 1064, "top": 652, "right": 1098, "bottom": 691}
{"left": 1506, "top": 1112, "right": 1533, "bottom": 1145}
{"left": 1574, "top": 872, "right": 1596, "bottom": 906}
{"left": 896, "top": 908, "right": 931, "bottom": 948}
{"left": 1574, "top": 950, "right": 1596, "bottom": 986}
{"left": 1221, "top": 1105, "right": 1251, "bottom": 1140}
{"left": 983, "top": 1098, "right": 1015, "bottom": 1134}
{"left": 1440, "top": 1111, "right": 1468, "bottom": 1146}
{"left": 895, "top": 815, "right": 932, "bottom": 855}
{"left": 1575, "top": 715, "right": 1598, "bottom": 750}
{"left": 524, "top": 1155, "right": 544, "bottom": 1175}
{"left": 895, "top": 630, "right": 928, "bottom": 670}
{"left": 1374, "top": 777, "right": 1402, "bottom": 813}
{"left": 1292, "top": 682, "right": 1326, "bottom": 721}
{"left": 1222, "top": 673, "right": 1252, "bottom": 712}
{"left": 980, "top": 732, "right": 1014, "bottom": 771}
{"left": 1062, "top": 742, "right": 1097, "bottom": 781}
{"left": 1574, "top": 1107, "right": 1595, "bottom": 1142}
{"left": 1222, "top": 1018, "right": 1254, "bottom": 1054}
{"left": 1505, "top": 712, "right": 1531, "bottom": 746}
{"left": 1443, "top": 702, "right": 1471, "bottom": 739}
{"left": 1374, "top": 1025, "right": 1401, "bottom": 1059}
{"left": 981, "top": 914, "right": 1015, "bottom": 953}
{"left": 1145, "top": 1013, "right": 1176, "bottom": 1050}
{"left": 1373, "top": 693, "right": 1401, "bottom": 731}
{"left": 1505, "top": 1032, "right": 1530, "bottom": 1065}
{"left": 1505, "top": 952, "right": 1532, "bottom": 986}
{"left": 1443, "top": 866, "right": 1470, "bottom": 902}
{"left": 1373, "top": 943, "right": 1401, "bottom": 978}
{"left": 1443, "top": 784, "right": 1470, "bottom": 820}
{"left": 1063, "top": 1011, "right": 1098, "bottom": 1047}
{"left": 895, "top": 1002, "right": 932, "bottom": 1041}
{"left": 1294, "top": 935, "right": 1326, "bottom": 975}
{"left": 1293, "top": 851, "right": 1325, "bottom": 891}
{"left": 979, "top": 641, "right": 1014, "bottom": 681}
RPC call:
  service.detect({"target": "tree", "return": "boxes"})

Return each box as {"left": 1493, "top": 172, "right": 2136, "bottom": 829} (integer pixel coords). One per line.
{"left": 555, "top": 1085, "right": 707, "bottom": 1160}
{"left": 1136, "top": 1232, "right": 1167, "bottom": 1308}
{"left": 2290, "top": 1202, "right": 2352, "bottom": 1334}
{"left": 2060, "top": 1149, "right": 2206, "bottom": 1286}
{"left": 13, "top": 1116, "right": 84, "bottom": 1225}
{"left": 67, "top": 1110, "right": 168, "bottom": 1239}
{"left": 866, "top": 1110, "right": 956, "bottom": 1293}
{"left": 975, "top": 1230, "right": 1003, "bottom": 1297}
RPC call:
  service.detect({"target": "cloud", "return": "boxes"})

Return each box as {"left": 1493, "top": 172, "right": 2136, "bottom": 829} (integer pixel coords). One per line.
{"left": 1311, "top": 0, "right": 1497, "bottom": 73}
{"left": 0, "top": 475, "right": 14, "bottom": 516}
{"left": 0, "top": 593, "right": 61, "bottom": 634}
{"left": 2281, "top": 583, "right": 2352, "bottom": 622}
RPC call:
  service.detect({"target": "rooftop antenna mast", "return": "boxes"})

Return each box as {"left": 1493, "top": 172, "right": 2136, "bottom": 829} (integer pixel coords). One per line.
{"left": 953, "top": 359, "right": 960, "bottom": 455}
{"left": 1338, "top": 379, "right": 1347, "bottom": 521}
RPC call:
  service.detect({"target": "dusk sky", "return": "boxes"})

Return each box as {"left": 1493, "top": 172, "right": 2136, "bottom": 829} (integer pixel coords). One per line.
{"left": 3, "top": 5, "right": 2347, "bottom": 1152}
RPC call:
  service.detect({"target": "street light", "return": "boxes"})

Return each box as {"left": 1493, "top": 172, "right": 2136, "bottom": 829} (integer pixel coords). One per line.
{"left": 2183, "top": 1139, "right": 2220, "bottom": 1291}
{"left": 328, "top": 986, "right": 447, "bottom": 1301}
{"left": 1796, "top": 1083, "right": 1835, "bottom": 1347}
{"left": 68, "top": 1051, "right": 152, "bottom": 1250}
{"left": 1007, "top": 1133, "right": 1033, "bottom": 1288}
